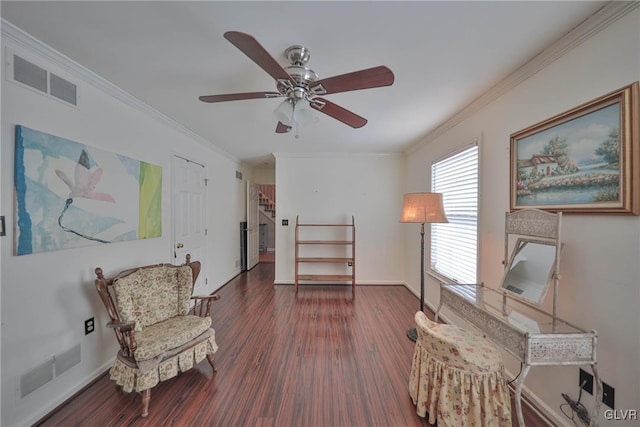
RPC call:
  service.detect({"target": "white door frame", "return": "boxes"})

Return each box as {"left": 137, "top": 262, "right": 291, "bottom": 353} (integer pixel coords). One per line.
{"left": 246, "top": 180, "right": 259, "bottom": 270}
{"left": 171, "top": 154, "right": 207, "bottom": 290}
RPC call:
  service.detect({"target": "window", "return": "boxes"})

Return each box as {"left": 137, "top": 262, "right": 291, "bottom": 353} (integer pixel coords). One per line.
{"left": 430, "top": 143, "right": 479, "bottom": 287}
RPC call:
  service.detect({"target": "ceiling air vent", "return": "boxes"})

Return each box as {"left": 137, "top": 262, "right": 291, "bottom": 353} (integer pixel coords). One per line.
{"left": 13, "top": 54, "right": 47, "bottom": 93}
{"left": 9, "top": 52, "right": 78, "bottom": 107}
{"left": 50, "top": 73, "right": 77, "bottom": 106}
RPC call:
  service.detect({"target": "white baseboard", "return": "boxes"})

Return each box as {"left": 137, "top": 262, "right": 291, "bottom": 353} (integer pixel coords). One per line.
{"left": 273, "top": 280, "right": 405, "bottom": 286}
{"left": 22, "top": 358, "right": 114, "bottom": 427}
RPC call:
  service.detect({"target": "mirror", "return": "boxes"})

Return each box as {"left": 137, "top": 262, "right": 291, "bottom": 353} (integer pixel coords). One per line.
{"left": 500, "top": 238, "right": 557, "bottom": 305}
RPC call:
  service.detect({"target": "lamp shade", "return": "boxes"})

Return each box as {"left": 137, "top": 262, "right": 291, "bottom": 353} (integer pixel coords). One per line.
{"left": 400, "top": 192, "right": 448, "bottom": 223}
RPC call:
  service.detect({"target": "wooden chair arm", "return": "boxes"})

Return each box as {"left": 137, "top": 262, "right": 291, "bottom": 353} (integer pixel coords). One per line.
{"left": 191, "top": 295, "right": 221, "bottom": 301}
{"left": 106, "top": 321, "right": 138, "bottom": 356}
{"left": 106, "top": 320, "right": 136, "bottom": 332}
{"left": 191, "top": 295, "right": 221, "bottom": 318}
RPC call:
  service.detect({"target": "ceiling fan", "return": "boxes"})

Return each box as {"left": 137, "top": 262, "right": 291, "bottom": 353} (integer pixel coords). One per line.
{"left": 199, "top": 31, "right": 395, "bottom": 135}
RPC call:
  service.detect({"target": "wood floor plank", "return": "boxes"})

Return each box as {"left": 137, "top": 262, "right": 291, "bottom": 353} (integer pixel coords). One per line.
{"left": 35, "top": 262, "right": 550, "bottom": 426}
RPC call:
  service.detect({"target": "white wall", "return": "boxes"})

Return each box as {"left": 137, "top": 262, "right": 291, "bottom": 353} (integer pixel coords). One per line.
{"left": 1, "top": 25, "right": 247, "bottom": 426}
{"left": 252, "top": 165, "right": 275, "bottom": 184}
{"left": 274, "top": 153, "right": 405, "bottom": 285}
{"left": 405, "top": 9, "right": 640, "bottom": 426}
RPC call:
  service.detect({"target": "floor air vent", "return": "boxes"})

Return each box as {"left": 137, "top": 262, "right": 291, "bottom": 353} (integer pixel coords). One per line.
{"left": 19, "top": 344, "right": 81, "bottom": 398}
{"left": 55, "top": 344, "right": 81, "bottom": 376}
{"left": 20, "top": 360, "right": 54, "bottom": 399}
{"left": 9, "top": 52, "right": 78, "bottom": 106}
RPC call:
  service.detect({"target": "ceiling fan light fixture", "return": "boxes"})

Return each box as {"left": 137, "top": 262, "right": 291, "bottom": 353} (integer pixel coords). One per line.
{"left": 294, "top": 99, "right": 317, "bottom": 127}
{"left": 274, "top": 98, "right": 316, "bottom": 127}
{"left": 274, "top": 98, "right": 295, "bottom": 126}
{"left": 273, "top": 98, "right": 317, "bottom": 138}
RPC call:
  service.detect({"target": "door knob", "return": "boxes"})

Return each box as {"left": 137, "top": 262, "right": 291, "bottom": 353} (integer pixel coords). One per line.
{"left": 176, "top": 243, "right": 184, "bottom": 248}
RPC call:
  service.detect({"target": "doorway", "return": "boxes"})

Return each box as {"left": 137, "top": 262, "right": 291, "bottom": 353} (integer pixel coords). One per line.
{"left": 172, "top": 155, "right": 207, "bottom": 290}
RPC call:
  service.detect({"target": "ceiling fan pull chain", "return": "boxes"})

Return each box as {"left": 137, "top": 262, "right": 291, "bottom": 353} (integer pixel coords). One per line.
{"left": 293, "top": 101, "right": 300, "bottom": 139}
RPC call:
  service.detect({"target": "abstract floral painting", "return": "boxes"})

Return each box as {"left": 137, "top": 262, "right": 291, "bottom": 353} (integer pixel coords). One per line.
{"left": 14, "top": 125, "right": 162, "bottom": 255}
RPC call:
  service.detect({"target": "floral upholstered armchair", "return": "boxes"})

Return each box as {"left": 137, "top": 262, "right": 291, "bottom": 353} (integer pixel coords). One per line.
{"left": 94, "top": 255, "right": 220, "bottom": 417}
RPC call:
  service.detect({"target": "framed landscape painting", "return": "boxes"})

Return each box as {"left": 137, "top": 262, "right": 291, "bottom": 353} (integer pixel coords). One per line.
{"left": 510, "top": 82, "right": 639, "bottom": 214}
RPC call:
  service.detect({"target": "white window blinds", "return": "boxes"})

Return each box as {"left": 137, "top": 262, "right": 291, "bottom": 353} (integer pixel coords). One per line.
{"left": 430, "top": 144, "right": 479, "bottom": 285}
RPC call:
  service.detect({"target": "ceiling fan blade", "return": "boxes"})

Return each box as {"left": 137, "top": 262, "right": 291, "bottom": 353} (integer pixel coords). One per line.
{"left": 199, "top": 92, "right": 281, "bottom": 103}
{"left": 275, "top": 122, "right": 292, "bottom": 133}
{"left": 309, "top": 66, "right": 394, "bottom": 96}
{"left": 224, "top": 31, "right": 292, "bottom": 83}
{"left": 310, "top": 98, "right": 367, "bottom": 128}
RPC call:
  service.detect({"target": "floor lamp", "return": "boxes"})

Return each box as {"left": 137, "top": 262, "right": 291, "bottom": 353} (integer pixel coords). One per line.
{"left": 400, "top": 192, "right": 448, "bottom": 342}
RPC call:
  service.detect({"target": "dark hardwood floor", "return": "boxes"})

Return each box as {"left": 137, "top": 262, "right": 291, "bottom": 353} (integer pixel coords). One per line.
{"left": 36, "top": 262, "right": 550, "bottom": 426}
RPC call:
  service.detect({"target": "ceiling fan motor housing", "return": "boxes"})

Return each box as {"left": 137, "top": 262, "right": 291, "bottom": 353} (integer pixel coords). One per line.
{"left": 276, "top": 45, "right": 320, "bottom": 101}
{"left": 285, "top": 45, "right": 310, "bottom": 66}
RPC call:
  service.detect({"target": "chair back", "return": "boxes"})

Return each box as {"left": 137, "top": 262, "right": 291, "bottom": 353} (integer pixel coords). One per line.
{"left": 95, "top": 258, "right": 201, "bottom": 334}
{"left": 112, "top": 265, "right": 194, "bottom": 331}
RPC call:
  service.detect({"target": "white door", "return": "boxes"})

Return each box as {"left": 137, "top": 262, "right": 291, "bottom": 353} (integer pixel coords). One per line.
{"left": 246, "top": 180, "right": 259, "bottom": 270}
{"left": 172, "top": 155, "right": 207, "bottom": 290}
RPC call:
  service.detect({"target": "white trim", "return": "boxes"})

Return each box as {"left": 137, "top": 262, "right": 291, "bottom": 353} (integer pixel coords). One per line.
{"left": 406, "top": 1, "right": 640, "bottom": 155}
{"left": 22, "top": 358, "right": 114, "bottom": 427}
{"left": 273, "top": 152, "right": 403, "bottom": 160}
{"left": 0, "top": 19, "right": 239, "bottom": 164}
{"left": 273, "top": 280, "right": 405, "bottom": 286}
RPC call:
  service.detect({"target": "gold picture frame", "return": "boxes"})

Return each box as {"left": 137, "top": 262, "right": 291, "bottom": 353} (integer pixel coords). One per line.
{"left": 510, "top": 82, "right": 639, "bottom": 214}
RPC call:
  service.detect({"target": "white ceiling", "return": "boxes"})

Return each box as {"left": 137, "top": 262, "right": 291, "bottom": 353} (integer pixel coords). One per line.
{"left": 1, "top": 1, "right": 607, "bottom": 167}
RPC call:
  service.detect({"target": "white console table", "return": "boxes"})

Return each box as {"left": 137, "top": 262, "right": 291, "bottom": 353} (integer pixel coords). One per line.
{"left": 436, "top": 283, "right": 601, "bottom": 427}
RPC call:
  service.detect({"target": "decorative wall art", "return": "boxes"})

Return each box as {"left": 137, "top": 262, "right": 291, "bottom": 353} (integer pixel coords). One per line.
{"left": 14, "top": 125, "right": 162, "bottom": 255}
{"left": 510, "top": 82, "right": 639, "bottom": 214}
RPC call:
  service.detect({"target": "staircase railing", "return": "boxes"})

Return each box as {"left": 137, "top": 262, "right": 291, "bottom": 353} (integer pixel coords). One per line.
{"left": 258, "top": 184, "right": 276, "bottom": 218}
{"left": 258, "top": 184, "right": 275, "bottom": 203}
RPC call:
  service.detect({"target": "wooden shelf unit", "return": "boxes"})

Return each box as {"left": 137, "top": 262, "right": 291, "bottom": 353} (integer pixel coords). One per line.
{"left": 294, "top": 216, "right": 355, "bottom": 293}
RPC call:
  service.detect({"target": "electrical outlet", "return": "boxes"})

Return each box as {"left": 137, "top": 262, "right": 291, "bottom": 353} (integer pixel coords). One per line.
{"left": 580, "top": 369, "right": 613, "bottom": 408}
{"left": 580, "top": 368, "right": 593, "bottom": 394}
{"left": 84, "top": 317, "right": 94, "bottom": 335}
{"left": 282, "top": 219, "right": 288, "bottom": 226}
{"left": 602, "top": 381, "right": 614, "bottom": 409}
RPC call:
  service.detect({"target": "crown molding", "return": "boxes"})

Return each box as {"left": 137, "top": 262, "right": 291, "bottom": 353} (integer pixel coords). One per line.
{"left": 273, "top": 152, "right": 403, "bottom": 160}
{"left": 406, "top": 1, "right": 640, "bottom": 155}
{"left": 0, "top": 18, "right": 239, "bottom": 164}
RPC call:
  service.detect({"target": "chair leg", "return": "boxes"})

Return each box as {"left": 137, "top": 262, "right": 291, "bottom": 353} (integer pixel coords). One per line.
{"left": 206, "top": 353, "right": 217, "bottom": 372}
{"left": 141, "top": 389, "right": 151, "bottom": 418}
